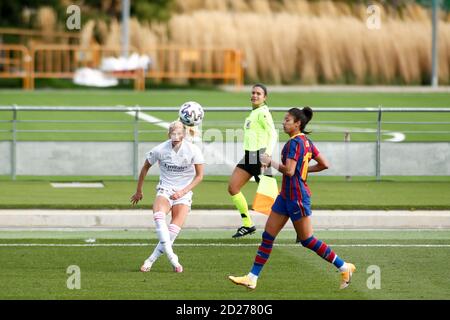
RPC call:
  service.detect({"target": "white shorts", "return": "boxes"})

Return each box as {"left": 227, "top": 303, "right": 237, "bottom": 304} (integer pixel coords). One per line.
{"left": 156, "top": 186, "right": 193, "bottom": 208}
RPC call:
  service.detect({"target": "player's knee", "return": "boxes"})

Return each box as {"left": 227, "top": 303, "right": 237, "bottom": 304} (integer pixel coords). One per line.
{"left": 153, "top": 211, "right": 165, "bottom": 222}
{"left": 228, "top": 184, "right": 239, "bottom": 195}
{"left": 298, "top": 235, "right": 313, "bottom": 247}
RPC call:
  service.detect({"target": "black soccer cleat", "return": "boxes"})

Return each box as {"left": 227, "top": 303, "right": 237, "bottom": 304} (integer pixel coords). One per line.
{"left": 232, "top": 226, "right": 256, "bottom": 238}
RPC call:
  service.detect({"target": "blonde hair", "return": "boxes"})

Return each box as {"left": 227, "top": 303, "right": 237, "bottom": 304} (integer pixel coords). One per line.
{"left": 168, "top": 120, "right": 185, "bottom": 134}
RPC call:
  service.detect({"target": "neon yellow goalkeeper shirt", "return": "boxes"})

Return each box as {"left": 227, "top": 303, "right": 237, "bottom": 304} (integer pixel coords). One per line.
{"left": 243, "top": 103, "right": 278, "bottom": 156}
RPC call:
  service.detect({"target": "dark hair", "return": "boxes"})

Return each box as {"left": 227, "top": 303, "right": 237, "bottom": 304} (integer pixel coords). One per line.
{"left": 252, "top": 83, "right": 268, "bottom": 96}
{"left": 287, "top": 106, "right": 313, "bottom": 134}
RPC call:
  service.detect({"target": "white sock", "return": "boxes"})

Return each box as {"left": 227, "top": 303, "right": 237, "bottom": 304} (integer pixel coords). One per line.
{"left": 247, "top": 273, "right": 258, "bottom": 281}
{"left": 148, "top": 224, "right": 181, "bottom": 262}
{"left": 153, "top": 212, "right": 178, "bottom": 265}
{"left": 339, "top": 263, "right": 348, "bottom": 272}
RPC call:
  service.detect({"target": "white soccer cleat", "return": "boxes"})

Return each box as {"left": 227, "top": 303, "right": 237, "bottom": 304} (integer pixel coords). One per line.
{"left": 140, "top": 259, "right": 153, "bottom": 272}
{"left": 169, "top": 253, "right": 183, "bottom": 273}
{"left": 173, "top": 264, "right": 183, "bottom": 273}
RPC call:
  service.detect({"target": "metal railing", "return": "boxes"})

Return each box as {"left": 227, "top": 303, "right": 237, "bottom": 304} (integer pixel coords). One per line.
{"left": 1, "top": 105, "right": 450, "bottom": 180}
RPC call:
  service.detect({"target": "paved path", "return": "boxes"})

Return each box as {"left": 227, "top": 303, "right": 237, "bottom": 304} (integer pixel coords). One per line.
{"left": 0, "top": 209, "right": 449, "bottom": 229}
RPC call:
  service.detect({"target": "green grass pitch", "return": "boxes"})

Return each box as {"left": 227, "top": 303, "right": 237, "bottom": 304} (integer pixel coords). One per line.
{"left": 0, "top": 230, "right": 449, "bottom": 300}
{"left": 0, "top": 89, "right": 449, "bottom": 301}
{"left": 0, "top": 90, "right": 449, "bottom": 142}
{"left": 1, "top": 177, "right": 450, "bottom": 210}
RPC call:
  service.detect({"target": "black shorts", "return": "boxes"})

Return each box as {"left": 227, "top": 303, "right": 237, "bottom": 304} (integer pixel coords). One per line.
{"left": 236, "top": 149, "right": 272, "bottom": 183}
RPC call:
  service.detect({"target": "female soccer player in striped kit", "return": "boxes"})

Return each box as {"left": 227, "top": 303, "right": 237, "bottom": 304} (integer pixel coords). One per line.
{"left": 229, "top": 107, "right": 356, "bottom": 289}
{"left": 131, "top": 120, "right": 204, "bottom": 273}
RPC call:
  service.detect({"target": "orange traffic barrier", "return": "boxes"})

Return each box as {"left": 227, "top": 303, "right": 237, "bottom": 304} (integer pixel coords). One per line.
{"left": 29, "top": 44, "right": 145, "bottom": 90}
{"left": 1, "top": 44, "right": 244, "bottom": 90}
{"left": 143, "top": 46, "right": 243, "bottom": 88}
{"left": 0, "top": 44, "right": 32, "bottom": 89}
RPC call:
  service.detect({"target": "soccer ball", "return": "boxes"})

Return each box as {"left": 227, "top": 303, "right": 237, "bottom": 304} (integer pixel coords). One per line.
{"left": 179, "top": 101, "right": 204, "bottom": 127}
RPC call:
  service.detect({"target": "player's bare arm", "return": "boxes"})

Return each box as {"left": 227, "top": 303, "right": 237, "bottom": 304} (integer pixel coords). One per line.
{"left": 131, "top": 160, "right": 152, "bottom": 206}
{"left": 308, "top": 153, "right": 329, "bottom": 173}
{"left": 260, "top": 154, "right": 297, "bottom": 177}
{"left": 171, "top": 163, "right": 204, "bottom": 200}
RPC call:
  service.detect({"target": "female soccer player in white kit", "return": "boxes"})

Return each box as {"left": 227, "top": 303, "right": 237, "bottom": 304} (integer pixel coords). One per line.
{"left": 130, "top": 120, "right": 204, "bottom": 272}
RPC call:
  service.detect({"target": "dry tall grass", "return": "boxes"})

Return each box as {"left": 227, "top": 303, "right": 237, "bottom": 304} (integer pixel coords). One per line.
{"left": 35, "top": 6, "right": 57, "bottom": 43}
{"left": 162, "top": 10, "right": 450, "bottom": 84}
{"left": 80, "top": 18, "right": 168, "bottom": 51}
{"left": 75, "top": 0, "right": 450, "bottom": 84}
{"left": 174, "top": 0, "right": 440, "bottom": 21}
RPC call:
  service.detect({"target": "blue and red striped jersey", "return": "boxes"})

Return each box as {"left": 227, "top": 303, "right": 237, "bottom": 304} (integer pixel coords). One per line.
{"left": 280, "top": 133, "right": 319, "bottom": 200}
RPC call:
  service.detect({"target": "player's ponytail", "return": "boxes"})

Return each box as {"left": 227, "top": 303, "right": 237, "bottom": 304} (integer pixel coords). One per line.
{"left": 288, "top": 106, "right": 313, "bottom": 134}
{"left": 300, "top": 106, "right": 313, "bottom": 134}
{"left": 302, "top": 106, "right": 313, "bottom": 123}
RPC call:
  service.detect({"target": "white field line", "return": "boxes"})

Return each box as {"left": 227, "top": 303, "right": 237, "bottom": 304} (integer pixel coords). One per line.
{"left": 125, "top": 111, "right": 170, "bottom": 129}
{"left": 0, "top": 243, "right": 449, "bottom": 248}
{"left": 129, "top": 110, "right": 405, "bottom": 143}
{"left": 310, "top": 124, "right": 405, "bottom": 142}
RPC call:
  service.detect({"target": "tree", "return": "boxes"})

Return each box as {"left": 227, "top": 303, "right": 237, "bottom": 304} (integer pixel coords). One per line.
{"left": 132, "top": 0, "right": 176, "bottom": 23}
{"left": 0, "top": 0, "right": 61, "bottom": 27}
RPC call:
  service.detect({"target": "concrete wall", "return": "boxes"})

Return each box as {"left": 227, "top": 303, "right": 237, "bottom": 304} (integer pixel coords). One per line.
{"left": 16, "top": 141, "right": 133, "bottom": 175}
{"left": 381, "top": 143, "right": 450, "bottom": 175}
{"left": 0, "top": 142, "right": 11, "bottom": 175}
{"left": 1, "top": 141, "right": 449, "bottom": 176}
{"left": 140, "top": 141, "right": 377, "bottom": 176}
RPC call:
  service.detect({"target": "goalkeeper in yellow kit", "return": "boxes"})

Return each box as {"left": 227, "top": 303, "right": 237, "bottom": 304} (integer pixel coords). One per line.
{"left": 228, "top": 84, "right": 278, "bottom": 238}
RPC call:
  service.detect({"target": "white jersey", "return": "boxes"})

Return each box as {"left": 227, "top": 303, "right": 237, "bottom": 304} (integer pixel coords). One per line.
{"left": 146, "top": 139, "right": 204, "bottom": 191}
